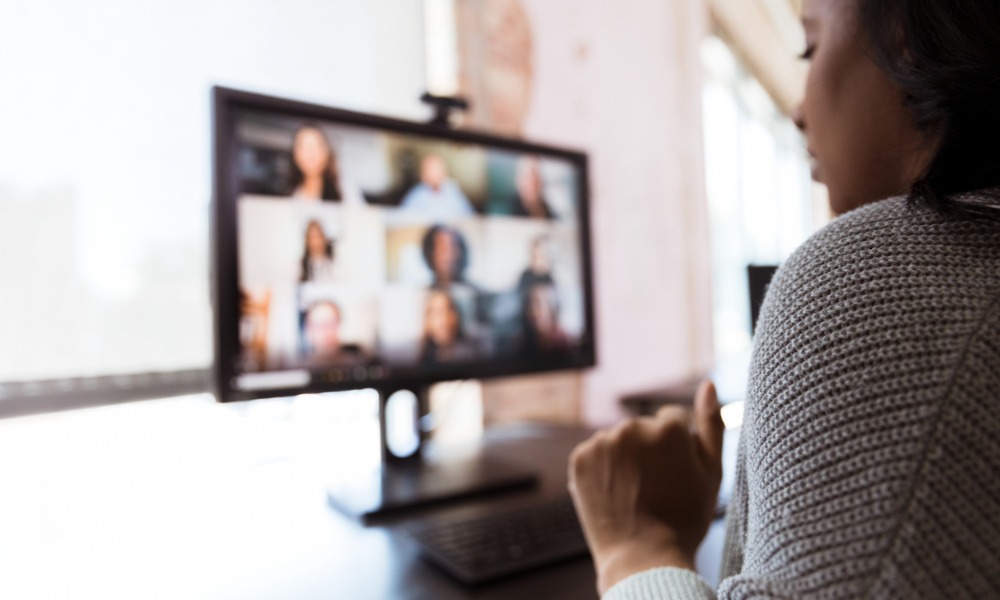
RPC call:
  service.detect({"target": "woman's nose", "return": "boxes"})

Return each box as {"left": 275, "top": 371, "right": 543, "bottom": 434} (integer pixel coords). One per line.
{"left": 791, "top": 104, "right": 806, "bottom": 132}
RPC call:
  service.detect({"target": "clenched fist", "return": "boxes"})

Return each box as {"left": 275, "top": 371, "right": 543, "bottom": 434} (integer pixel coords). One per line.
{"left": 568, "top": 381, "right": 724, "bottom": 595}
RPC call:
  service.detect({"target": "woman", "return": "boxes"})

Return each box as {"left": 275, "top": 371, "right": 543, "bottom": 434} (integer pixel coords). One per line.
{"left": 509, "top": 155, "right": 555, "bottom": 219}
{"left": 289, "top": 124, "right": 342, "bottom": 201}
{"left": 521, "top": 282, "right": 570, "bottom": 355}
{"left": 419, "top": 290, "right": 477, "bottom": 365}
{"left": 569, "top": 1, "right": 1000, "bottom": 598}
{"left": 300, "top": 220, "right": 336, "bottom": 282}
{"left": 422, "top": 224, "right": 470, "bottom": 289}
{"left": 517, "top": 235, "right": 556, "bottom": 295}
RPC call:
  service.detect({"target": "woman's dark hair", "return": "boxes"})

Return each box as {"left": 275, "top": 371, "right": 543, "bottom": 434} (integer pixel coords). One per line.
{"left": 419, "top": 291, "right": 465, "bottom": 365}
{"left": 289, "top": 124, "right": 342, "bottom": 201}
{"left": 521, "top": 282, "right": 560, "bottom": 355}
{"left": 300, "top": 220, "right": 335, "bottom": 282}
{"left": 858, "top": 0, "right": 1000, "bottom": 217}
{"left": 421, "top": 225, "right": 469, "bottom": 285}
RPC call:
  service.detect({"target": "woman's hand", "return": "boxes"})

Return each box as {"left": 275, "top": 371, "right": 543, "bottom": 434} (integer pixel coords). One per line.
{"left": 568, "top": 381, "right": 724, "bottom": 595}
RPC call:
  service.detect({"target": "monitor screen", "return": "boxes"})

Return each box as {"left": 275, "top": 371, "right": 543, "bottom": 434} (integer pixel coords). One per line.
{"left": 212, "top": 88, "right": 596, "bottom": 402}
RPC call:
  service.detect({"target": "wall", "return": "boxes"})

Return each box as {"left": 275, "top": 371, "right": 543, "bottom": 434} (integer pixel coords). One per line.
{"left": 459, "top": 0, "right": 715, "bottom": 426}
{"left": 578, "top": 0, "right": 715, "bottom": 425}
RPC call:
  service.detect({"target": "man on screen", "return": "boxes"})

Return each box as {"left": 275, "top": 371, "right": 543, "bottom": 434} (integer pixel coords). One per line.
{"left": 398, "top": 154, "right": 474, "bottom": 219}
{"left": 303, "top": 300, "right": 366, "bottom": 366}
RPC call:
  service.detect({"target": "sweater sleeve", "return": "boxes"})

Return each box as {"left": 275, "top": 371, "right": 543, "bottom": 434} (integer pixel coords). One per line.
{"left": 604, "top": 568, "right": 716, "bottom": 600}
{"left": 714, "top": 199, "right": 1000, "bottom": 598}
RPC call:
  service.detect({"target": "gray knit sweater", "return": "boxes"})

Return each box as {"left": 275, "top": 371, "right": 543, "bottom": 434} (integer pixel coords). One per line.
{"left": 607, "top": 196, "right": 1000, "bottom": 599}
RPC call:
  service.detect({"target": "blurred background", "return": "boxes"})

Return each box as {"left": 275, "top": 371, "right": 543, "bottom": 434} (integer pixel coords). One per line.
{"left": 0, "top": 1, "right": 833, "bottom": 597}
{"left": 0, "top": 0, "right": 826, "bottom": 424}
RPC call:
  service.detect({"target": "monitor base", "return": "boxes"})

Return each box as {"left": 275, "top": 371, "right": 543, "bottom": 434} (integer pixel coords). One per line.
{"left": 327, "top": 453, "right": 537, "bottom": 524}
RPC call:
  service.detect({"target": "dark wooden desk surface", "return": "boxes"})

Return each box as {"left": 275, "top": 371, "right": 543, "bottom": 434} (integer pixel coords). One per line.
{"left": 331, "top": 423, "right": 601, "bottom": 600}
{"left": 324, "top": 423, "right": 728, "bottom": 599}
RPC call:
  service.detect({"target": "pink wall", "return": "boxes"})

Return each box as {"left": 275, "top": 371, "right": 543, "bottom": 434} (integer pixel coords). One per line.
{"left": 520, "top": 0, "right": 716, "bottom": 425}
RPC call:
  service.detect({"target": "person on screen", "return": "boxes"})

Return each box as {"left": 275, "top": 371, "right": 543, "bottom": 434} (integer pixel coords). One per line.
{"left": 422, "top": 224, "right": 471, "bottom": 289}
{"left": 303, "top": 300, "right": 365, "bottom": 365}
{"left": 398, "top": 154, "right": 474, "bottom": 218}
{"left": 300, "top": 220, "right": 337, "bottom": 282}
{"left": 419, "top": 290, "right": 477, "bottom": 365}
{"left": 289, "top": 124, "right": 342, "bottom": 201}
{"left": 507, "top": 156, "right": 555, "bottom": 219}
{"left": 521, "top": 282, "right": 570, "bottom": 355}
{"left": 517, "top": 235, "right": 556, "bottom": 295}
{"left": 239, "top": 288, "right": 271, "bottom": 369}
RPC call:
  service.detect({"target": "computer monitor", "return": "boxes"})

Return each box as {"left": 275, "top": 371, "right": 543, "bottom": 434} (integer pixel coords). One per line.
{"left": 747, "top": 265, "right": 778, "bottom": 335}
{"left": 211, "top": 87, "right": 596, "bottom": 520}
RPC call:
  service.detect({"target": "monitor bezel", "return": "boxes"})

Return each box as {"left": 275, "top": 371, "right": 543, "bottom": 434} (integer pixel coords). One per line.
{"left": 212, "top": 86, "right": 597, "bottom": 403}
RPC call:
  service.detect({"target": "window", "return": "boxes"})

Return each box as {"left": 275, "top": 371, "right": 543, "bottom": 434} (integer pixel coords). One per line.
{"left": 701, "top": 35, "right": 828, "bottom": 362}
{"left": 0, "top": 0, "right": 426, "bottom": 409}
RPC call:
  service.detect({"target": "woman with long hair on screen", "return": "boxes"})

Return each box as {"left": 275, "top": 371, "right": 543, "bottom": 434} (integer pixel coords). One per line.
{"left": 509, "top": 155, "right": 556, "bottom": 219}
{"left": 419, "top": 290, "right": 477, "bottom": 366}
{"left": 300, "top": 220, "right": 336, "bottom": 282}
{"left": 521, "top": 282, "right": 570, "bottom": 356}
{"left": 289, "top": 124, "right": 342, "bottom": 201}
{"left": 517, "top": 234, "right": 556, "bottom": 295}
{"left": 569, "top": 1, "right": 1000, "bottom": 598}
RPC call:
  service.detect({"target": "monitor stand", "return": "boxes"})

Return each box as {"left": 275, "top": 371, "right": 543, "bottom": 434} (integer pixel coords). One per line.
{"left": 326, "top": 386, "right": 538, "bottom": 524}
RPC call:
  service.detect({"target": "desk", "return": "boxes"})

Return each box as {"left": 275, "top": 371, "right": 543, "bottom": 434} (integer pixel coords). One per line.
{"left": 0, "top": 393, "right": 727, "bottom": 599}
